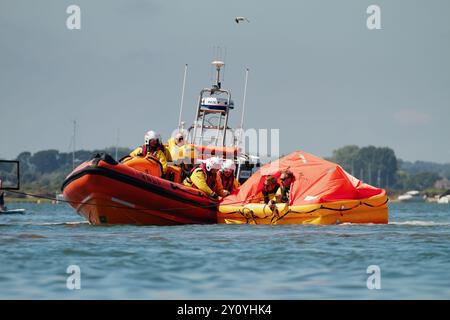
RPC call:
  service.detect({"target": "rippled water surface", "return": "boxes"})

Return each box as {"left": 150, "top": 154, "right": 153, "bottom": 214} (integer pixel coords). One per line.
{"left": 1, "top": 202, "right": 450, "bottom": 299}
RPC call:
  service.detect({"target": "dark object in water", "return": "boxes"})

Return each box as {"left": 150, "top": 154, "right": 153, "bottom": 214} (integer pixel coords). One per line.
{"left": 0, "top": 191, "right": 6, "bottom": 212}
{"left": 0, "top": 208, "right": 26, "bottom": 215}
{"left": 0, "top": 191, "right": 26, "bottom": 214}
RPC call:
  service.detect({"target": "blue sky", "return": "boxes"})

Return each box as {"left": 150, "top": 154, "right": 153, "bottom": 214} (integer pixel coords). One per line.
{"left": 1, "top": 0, "right": 449, "bottom": 162}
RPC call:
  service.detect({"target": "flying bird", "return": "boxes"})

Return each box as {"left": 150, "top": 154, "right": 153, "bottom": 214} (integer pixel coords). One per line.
{"left": 235, "top": 16, "right": 250, "bottom": 24}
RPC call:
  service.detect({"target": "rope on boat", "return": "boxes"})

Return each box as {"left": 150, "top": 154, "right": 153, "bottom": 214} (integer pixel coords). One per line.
{"left": 231, "top": 198, "right": 390, "bottom": 224}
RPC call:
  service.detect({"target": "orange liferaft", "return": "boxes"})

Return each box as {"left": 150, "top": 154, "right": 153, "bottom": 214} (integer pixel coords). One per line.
{"left": 218, "top": 149, "right": 389, "bottom": 225}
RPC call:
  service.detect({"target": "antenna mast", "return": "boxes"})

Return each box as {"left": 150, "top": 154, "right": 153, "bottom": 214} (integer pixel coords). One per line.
{"left": 236, "top": 68, "right": 249, "bottom": 179}
{"left": 72, "top": 120, "right": 76, "bottom": 170}
{"left": 191, "top": 60, "right": 231, "bottom": 147}
{"left": 212, "top": 60, "right": 224, "bottom": 90}
{"left": 239, "top": 68, "right": 249, "bottom": 139}
{"left": 115, "top": 128, "right": 120, "bottom": 161}
{"left": 178, "top": 64, "right": 188, "bottom": 130}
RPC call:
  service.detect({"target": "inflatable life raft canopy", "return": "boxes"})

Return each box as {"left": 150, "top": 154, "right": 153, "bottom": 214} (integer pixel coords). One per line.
{"left": 221, "top": 149, "right": 386, "bottom": 207}
{"left": 219, "top": 150, "right": 388, "bottom": 224}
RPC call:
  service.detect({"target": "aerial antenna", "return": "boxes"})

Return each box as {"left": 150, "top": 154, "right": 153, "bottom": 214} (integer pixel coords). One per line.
{"left": 211, "top": 46, "right": 226, "bottom": 87}
{"left": 72, "top": 120, "right": 76, "bottom": 171}
{"left": 237, "top": 67, "right": 250, "bottom": 148}
{"left": 377, "top": 168, "right": 381, "bottom": 187}
{"left": 236, "top": 68, "right": 249, "bottom": 179}
{"left": 239, "top": 67, "right": 249, "bottom": 132}
{"left": 212, "top": 46, "right": 217, "bottom": 82}
{"left": 222, "top": 47, "right": 227, "bottom": 83}
{"left": 211, "top": 60, "right": 225, "bottom": 91}
{"left": 210, "top": 46, "right": 216, "bottom": 83}
{"left": 178, "top": 64, "right": 188, "bottom": 130}
{"left": 115, "top": 128, "right": 120, "bottom": 161}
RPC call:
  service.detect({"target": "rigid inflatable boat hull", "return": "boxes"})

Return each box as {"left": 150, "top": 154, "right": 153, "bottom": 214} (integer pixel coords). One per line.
{"left": 62, "top": 159, "right": 217, "bottom": 226}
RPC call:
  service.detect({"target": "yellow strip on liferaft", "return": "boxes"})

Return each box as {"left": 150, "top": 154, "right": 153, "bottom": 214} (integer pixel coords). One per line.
{"left": 218, "top": 194, "right": 389, "bottom": 225}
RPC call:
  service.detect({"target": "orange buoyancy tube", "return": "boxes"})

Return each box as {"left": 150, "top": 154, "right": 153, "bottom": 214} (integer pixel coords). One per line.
{"left": 218, "top": 193, "right": 389, "bottom": 225}
{"left": 121, "top": 155, "right": 163, "bottom": 177}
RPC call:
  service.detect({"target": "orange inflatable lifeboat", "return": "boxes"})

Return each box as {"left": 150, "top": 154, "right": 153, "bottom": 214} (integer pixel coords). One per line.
{"left": 62, "top": 153, "right": 217, "bottom": 225}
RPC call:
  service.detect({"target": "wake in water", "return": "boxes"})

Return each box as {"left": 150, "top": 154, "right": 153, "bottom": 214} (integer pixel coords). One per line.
{"left": 0, "top": 221, "right": 90, "bottom": 227}
{"left": 389, "top": 221, "right": 450, "bottom": 227}
{"left": 338, "top": 221, "right": 450, "bottom": 227}
{"left": 28, "top": 221, "right": 90, "bottom": 226}
{"left": 2, "top": 220, "right": 448, "bottom": 227}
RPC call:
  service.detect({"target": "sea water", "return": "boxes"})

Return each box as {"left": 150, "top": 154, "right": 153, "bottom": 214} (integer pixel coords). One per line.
{"left": 0, "top": 202, "right": 449, "bottom": 299}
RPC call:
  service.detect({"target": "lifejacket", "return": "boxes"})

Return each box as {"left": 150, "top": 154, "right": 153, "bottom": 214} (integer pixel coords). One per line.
{"left": 187, "top": 164, "right": 216, "bottom": 190}
{"left": 262, "top": 183, "right": 280, "bottom": 204}
{"left": 217, "top": 171, "right": 235, "bottom": 193}
{"left": 140, "top": 144, "right": 164, "bottom": 157}
{"left": 131, "top": 143, "right": 169, "bottom": 175}
{"left": 167, "top": 138, "right": 186, "bottom": 162}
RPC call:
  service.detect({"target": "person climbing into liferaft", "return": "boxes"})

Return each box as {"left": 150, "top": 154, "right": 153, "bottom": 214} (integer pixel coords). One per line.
{"left": 183, "top": 157, "right": 221, "bottom": 200}
{"left": 129, "top": 130, "right": 170, "bottom": 175}
{"left": 268, "top": 169, "right": 295, "bottom": 208}
{"left": 254, "top": 175, "right": 280, "bottom": 204}
{"left": 215, "top": 159, "right": 240, "bottom": 197}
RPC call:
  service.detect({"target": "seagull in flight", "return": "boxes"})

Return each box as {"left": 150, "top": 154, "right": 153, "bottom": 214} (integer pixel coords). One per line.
{"left": 235, "top": 16, "right": 250, "bottom": 24}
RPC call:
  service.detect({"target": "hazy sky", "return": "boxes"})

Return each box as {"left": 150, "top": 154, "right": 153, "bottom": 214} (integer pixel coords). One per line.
{"left": 1, "top": 0, "right": 449, "bottom": 162}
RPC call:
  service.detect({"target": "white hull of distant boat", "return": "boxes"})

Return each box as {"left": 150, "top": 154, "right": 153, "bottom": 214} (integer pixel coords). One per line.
{"left": 437, "top": 196, "right": 450, "bottom": 204}
{"left": 397, "top": 190, "right": 425, "bottom": 203}
{"left": 0, "top": 209, "right": 26, "bottom": 215}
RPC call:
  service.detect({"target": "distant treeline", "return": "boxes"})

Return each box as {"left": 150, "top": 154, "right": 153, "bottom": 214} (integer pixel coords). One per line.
{"left": 327, "top": 145, "right": 450, "bottom": 192}
{"left": 1, "top": 148, "right": 131, "bottom": 195}
{"left": 1, "top": 145, "right": 449, "bottom": 196}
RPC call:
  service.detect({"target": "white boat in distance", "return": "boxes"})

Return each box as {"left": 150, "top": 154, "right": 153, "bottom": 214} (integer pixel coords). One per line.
{"left": 397, "top": 190, "right": 426, "bottom": 202}
{"left": 437, "top": 196, "right": 450, "bottom": 204}
{"left": 437, "top": 190, "right": 450, "bottom": 204}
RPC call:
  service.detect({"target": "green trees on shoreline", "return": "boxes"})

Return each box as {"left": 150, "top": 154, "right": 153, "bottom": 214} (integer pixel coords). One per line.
{"left": 327, "top": 145, "right": 398, "bottom": 188}
{"left": 328, "top": 145, "right": 449, "bottom": 192}
{"left": 1, "top": 148, "right": 131, "bottom": 196}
